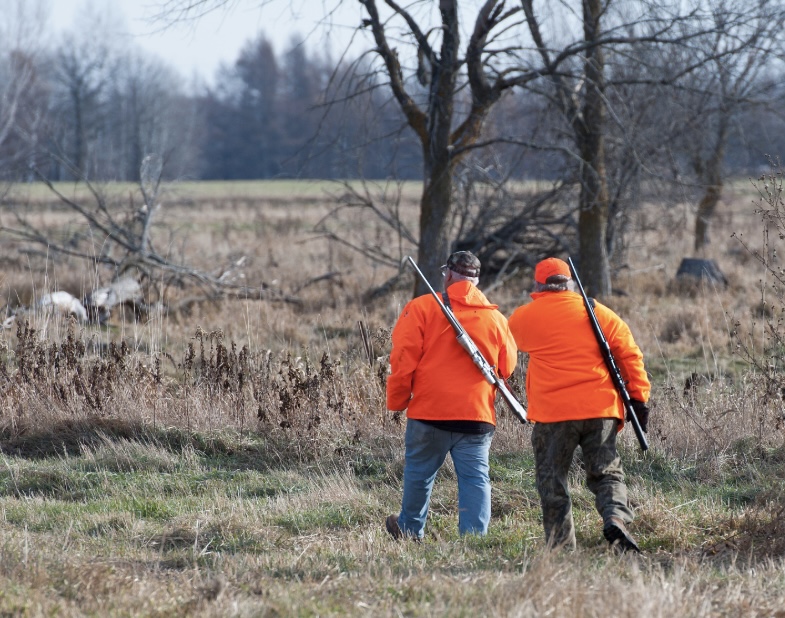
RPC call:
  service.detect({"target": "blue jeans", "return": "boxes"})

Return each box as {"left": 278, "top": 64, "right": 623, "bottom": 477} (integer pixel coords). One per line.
{"left": 398, "top": 419, "right": 495, "bottom": 539}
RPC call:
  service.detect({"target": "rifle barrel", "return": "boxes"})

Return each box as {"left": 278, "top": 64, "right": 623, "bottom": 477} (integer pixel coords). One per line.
{"left": 567, "top": 258, "right": 649, "bottom": 452}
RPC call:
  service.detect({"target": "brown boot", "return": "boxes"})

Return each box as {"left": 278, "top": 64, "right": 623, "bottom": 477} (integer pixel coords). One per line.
{"left": 385, "top": 515, "right": 403, "bottom": 540}
{"left": 385, "top": 514, "right": 421, "bottom": 542}
{"left": 603, "top": 517, "right": 640, "bottom": 553}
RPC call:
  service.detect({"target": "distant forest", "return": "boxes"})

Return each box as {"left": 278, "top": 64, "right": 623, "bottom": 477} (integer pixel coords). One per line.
{"left": 1, "top": 33, "right": 425, "bottom": 183}
{"left": 1, "top": 30, "right": 784, "bottom": 184}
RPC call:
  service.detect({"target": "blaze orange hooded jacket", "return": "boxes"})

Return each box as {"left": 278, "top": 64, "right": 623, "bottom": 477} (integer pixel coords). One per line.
{"left": 508, "top": 290, "right": 650, "bottom": 426}
{"left": 387, "top": 280, "right": 518, "bottom": 424}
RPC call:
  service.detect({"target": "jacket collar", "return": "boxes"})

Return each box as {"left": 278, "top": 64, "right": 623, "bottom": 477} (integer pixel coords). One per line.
{"left": 445, "top": 280, "right": 497, "bottom": 309}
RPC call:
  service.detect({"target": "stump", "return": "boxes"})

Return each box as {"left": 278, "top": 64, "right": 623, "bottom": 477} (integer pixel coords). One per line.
{"left": 675, "top": 258, "right": 728, "bottom": 286}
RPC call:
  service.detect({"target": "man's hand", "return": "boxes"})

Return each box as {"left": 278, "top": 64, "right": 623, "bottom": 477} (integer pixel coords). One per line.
{"left": 628, "top": 400, "right": 650, "bottom": 433}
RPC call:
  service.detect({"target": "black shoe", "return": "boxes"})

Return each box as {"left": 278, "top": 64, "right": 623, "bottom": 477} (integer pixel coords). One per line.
{"left": 386, "top": 514, "right": 402, "bottom": 540}
{"left": 603, "top": 517, "right": 641, "bottom": 553}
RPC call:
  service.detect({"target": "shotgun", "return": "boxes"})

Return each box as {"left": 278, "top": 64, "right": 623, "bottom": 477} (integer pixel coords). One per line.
{"left": 566, "top": 257, "right": 649, "bottom": 452}
{"left": 405, "top": 256, "right": 527, "bottom": 424}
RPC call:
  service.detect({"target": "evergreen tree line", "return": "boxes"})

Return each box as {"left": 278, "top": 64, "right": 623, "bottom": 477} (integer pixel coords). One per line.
{"left": 0, "top": 33, "right": 425, "bottom": 183}
{"left": 0, "top": 30, "right": 783, "bottom": 184}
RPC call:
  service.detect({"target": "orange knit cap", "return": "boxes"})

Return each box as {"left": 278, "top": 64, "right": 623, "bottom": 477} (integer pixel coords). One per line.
{"left": 534, "top": 257, "right": 571, "bottom": 284}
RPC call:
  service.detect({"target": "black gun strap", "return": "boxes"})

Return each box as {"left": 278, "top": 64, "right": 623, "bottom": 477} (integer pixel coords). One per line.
{"left": 441, "top": 291, "right": 452, "bottom": 311}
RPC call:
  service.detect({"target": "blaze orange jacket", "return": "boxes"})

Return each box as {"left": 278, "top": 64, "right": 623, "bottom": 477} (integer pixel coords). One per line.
{"left": 508, "top": 290, "right": 650, "bottom": 426}
{"left": 387, "top": 280, "right": 518, "bottom": 424}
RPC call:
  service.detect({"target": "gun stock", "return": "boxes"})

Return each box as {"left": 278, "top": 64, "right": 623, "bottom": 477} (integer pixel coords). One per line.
{"left": 566, "top": 258, "right": 649, "bottom": 452}
{"left": 405, "top": 257, "right": 527, "bottom": 424}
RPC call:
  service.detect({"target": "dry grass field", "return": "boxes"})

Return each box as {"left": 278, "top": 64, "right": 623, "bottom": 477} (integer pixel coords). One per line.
{"left": 0, "top": 175, "right": 784, "bottom": 616}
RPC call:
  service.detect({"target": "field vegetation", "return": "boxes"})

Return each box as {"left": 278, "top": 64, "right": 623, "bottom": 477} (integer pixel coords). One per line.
{"left": 1, "top": 175, "right": 784, "bottom": 616}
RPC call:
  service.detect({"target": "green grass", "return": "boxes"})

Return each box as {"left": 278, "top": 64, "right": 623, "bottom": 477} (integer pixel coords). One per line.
{"left": 1, "top": 423, "right": 783, "bottom": 615}
{"left": 2, "top": 175, "right": 785, "bottom": 615}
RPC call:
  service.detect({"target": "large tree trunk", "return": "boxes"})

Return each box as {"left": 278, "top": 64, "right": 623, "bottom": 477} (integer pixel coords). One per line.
{"left": 412, "top": 0, "right": 459, "bottom": 297}
{"left": 577, "top": 0, "right": 611, "bottom": 297}
{"left": 578, "top": 187, "right": 611, "bottom": 296}
{"left": 694, "top": 181, "right": 723, "bottom": 254}
{"left": 416, "top": 157, "right": 454, "bottom": 296}
{"left": 693, "top": 121, "right": 728, "bottom": 254}
{"left": 578, "top": 136, "right": 612, "bottom": 296}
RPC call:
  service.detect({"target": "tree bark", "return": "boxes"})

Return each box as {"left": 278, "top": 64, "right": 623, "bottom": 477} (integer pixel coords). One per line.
{"left": 694, "top": 182, "right": 723, "bottom": 254}
{"left": 693, "top": 118, "right": 728, "bottom": 254}
{"left": 413, "top": 0, "right": 460, "bottom": 296}
{"left": 417, "top": 156, "right": 455, "bottom": 295}
{"left": 523, "top": 0, "right": 612, "bottom": 296}
{"left": 577, "top": 0, "right": 611, "bottom": 297}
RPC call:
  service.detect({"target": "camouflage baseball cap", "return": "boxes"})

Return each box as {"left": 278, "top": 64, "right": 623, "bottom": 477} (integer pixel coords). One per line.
{"left": 442, "top": 251, "right": 481, "bottom": 277}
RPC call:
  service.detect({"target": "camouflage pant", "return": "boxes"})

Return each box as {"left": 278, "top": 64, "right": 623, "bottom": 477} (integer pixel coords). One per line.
{"left": 531, "top": 418, "right": 633, "bottom": 550}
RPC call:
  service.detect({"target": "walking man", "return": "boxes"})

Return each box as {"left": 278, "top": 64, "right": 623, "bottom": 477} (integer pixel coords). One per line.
{"left": 508, "top": 257, "right": 651, "bottom": 552}
{"left": 386, "top": 251, "right": 518, "bottom": 540}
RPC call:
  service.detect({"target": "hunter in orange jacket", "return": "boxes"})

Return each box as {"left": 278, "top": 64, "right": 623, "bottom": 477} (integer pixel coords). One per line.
{"left": 385, "top": 251, "right": 517, "bottom": 542}
{"left": 507, "top": 257, "right": 650, "bottom": 553}
{"left": 387, "top": 280, "right": 517, "bottom": 424}
{"left": 508, "top": 287, "right": 650, "bottom": 426}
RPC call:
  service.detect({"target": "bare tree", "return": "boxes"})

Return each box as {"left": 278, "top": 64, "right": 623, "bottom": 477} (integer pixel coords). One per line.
{"left": 151, "top": 0, "right": 785, "bottom": 297}
{"left": 0, "top": 51, "right": 41, "bottom": 179}
{"left": 672, "top": 1, "right": 785, "bottom": 254}
{"left": 513, "top": 0, "right": 785, "bottom": 294}
{"left": 519, "top": 1, "right": 664, "bottom": 294}
{"left": 0, "top": 0, "right": 48, "bottom": 182}
{"left": 104, "top": 50, "right": 202, "bottom": 181}
{"left": 152, "top": 0, "right": 580, "bottom": 295}
{"left": 4, "top": 2, "right": 202, "bottom": 184}
{"left": 340, "top": 0, "right": 547, "bottom": 293}
{"left": 48, "top": 9, "right": 118, "bottom": 180}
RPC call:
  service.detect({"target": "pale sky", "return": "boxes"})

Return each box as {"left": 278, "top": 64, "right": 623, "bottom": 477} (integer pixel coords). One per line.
{"left": 47, "top": 0, "right": 362, "bottom": 84}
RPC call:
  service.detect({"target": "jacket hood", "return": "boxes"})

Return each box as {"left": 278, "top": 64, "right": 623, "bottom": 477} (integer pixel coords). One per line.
{"left": 445, "top": 280, "right": 498, "bottom": 310}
